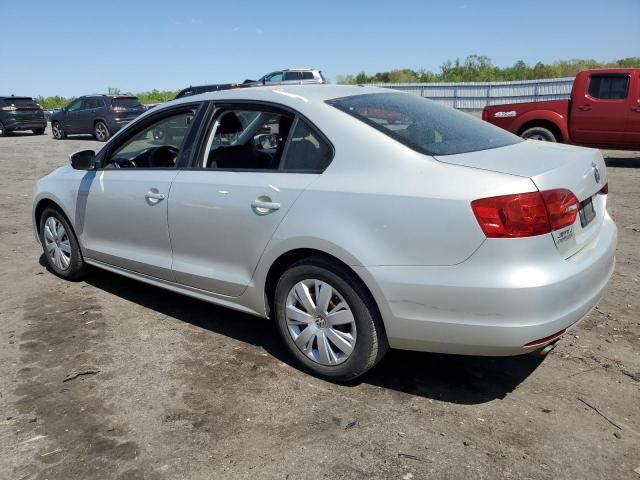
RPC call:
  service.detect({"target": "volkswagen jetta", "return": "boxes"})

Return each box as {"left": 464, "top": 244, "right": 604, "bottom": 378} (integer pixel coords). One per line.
{"left": 33, "top": 86, "right": 617, "bottom": 380}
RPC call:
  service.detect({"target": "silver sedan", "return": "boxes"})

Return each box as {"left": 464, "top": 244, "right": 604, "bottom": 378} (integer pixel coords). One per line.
{"left": 33, "top": 85, "right": 617, "bottom": 380}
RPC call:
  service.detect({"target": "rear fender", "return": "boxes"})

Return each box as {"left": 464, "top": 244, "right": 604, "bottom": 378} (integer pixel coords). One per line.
{"left": 513, "top": 110, "right": 570, "bottom": 143}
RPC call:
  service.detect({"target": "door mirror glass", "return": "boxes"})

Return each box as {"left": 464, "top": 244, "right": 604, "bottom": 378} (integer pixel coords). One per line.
{"left": 70, "top": 150, "right": 96, "bottom": 170}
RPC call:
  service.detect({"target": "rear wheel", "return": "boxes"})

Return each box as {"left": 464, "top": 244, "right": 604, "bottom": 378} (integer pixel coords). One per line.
{"left": 32, "top": 128, "right": 45, "bottom": 135}
{"left": 39, "top": 207, "right": 88, "bottom": 280}
{"left": 0, "top": 121, "right": 7, "bottom": 137}
{"left": 94, "top": 121, "right": 110, "bottom": 142}
{"left": 521, "top": 126, "right": 557, "bottom": 142}
{"left": 274, "top": 257, "right": 388, "bottom": 381}
{"left": 51, "top": 121, "right": 65, "bottom": 139}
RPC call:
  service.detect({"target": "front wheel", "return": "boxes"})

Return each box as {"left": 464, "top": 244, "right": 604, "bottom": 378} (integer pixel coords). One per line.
{"left": 39, "top": 207, "right": 88, "bottom": 280}
{"left": 94, "top": 121, "right": 110, "bottom": 142}
{"left": 521, "top": 126, "right": 558, "bottom": 142}
{"left": 33, "top": 128, "right": 46, "bottom": 135}
{"left": 51, "top": 121, "right": 66, "bottom": 139}
{"left": 274, "top": 257, "right": 388, "bottom": 381}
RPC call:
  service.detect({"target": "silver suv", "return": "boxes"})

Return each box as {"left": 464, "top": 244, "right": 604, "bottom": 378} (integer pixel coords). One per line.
{"left": 243, "top": 68, "right": 326, "bottom": 86}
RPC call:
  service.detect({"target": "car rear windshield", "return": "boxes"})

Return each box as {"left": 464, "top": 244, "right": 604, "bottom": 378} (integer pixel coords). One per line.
{"left": 1, "top": 97, "right": 39, "bottom": 108}
{"left": 327, "top": 93, "right": 521, "bottom": 156}
{"left": 112, "top": 97, "right": 142, "bottom": 108}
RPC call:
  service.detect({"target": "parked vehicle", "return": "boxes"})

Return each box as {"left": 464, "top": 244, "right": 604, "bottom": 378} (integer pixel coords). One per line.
{"left": 0, "top": 96, "right": 46, "bottom": 136}
{"left": 243, "top": 68, "right": 326, "bottom": 86}
{"left": 33, "top": 86, "right": 616, "bottom": 381}
{"left": 50, "top": 95, "right": 145, "bottom": 142}
{"left": 483, "top": 69, "right": 640, "bottom": 149}
{"left": 175, "top": 83, "right": 240, "bottom": 99}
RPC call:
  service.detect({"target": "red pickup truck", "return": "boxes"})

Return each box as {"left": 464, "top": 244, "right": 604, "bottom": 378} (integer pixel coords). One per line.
{"left": 482, "top": 69, "right": 640, "bottom": 149}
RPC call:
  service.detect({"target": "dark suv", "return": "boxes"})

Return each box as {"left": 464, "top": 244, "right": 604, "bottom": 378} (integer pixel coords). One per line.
{"left": 175, "top": 83, "right": 239, "bottom": 99}
{"left": 0, "top": 96, "right": 47, "bottom": 137}
{"left": 50, "top": 95, "right": 145, "bottom": 141}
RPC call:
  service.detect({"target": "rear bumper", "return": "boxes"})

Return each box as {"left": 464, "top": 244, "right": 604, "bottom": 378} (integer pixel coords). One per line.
{"left": 358, "top": 213, "right": 617, "bottom": 356}
{"left": 3, "top": 117, "right": 47, "bottom": 131}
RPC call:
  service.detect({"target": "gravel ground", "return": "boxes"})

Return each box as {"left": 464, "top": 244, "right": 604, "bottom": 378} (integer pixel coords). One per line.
{"left": 0, "top": 132, "right": 639, "bottom": 480}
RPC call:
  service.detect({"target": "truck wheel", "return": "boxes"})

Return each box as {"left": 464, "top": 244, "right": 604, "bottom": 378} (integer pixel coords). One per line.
{"left": 521, "top": 126, "right": 557, "bottom": 142}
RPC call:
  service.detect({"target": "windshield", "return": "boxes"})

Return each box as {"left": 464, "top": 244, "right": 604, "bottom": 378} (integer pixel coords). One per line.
{"left": 327, "top": 93, "right": 521, "bottom": 156}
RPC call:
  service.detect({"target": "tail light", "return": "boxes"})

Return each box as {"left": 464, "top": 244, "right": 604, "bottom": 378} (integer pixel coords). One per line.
{"left": 110, "top": 106, "right": 126, "bottom": 113}
{"left": 481, "top": 109, "right": 489, "bottom": 121}
{"left": 471, "top": 188, "right": 579, "bottom": 238}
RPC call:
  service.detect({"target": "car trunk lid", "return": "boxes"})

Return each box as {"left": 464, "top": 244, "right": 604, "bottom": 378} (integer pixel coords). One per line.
{"left": 434, "top": 141, "right": 608, "bottom": 258}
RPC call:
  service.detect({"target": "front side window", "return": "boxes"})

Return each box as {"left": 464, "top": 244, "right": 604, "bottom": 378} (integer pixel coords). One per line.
{"left": 327, "top": 93, "right": 521, "bottom": 156}
{"left": 106, "top": 110, "right": 196, "bottom": 169}
{"left": 587, "top": 75, "right": 629, "bottom": 100}
{"left": 302, "top": 72, "right": 314, "bottom": 80}
{"left": 67, "top": 99, "right": 83, "bottom": 112}
{"left": 265, "top": 72, "right": 283, "bottom": 83}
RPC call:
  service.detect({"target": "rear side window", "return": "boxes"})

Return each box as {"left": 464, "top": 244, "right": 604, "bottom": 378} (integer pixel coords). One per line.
{"left": 281, "top": 120, "right": 332, "bottom": 171}
{"left": 84, "top": 98, "right": 101, "bottom": 109}
{"left": 285, "top": 71, "right": 302, "bottom": 81}
{"left": 302, "top": 72, "right": 314, "bottom": 80}
{"left": 587, "top": 75, "right": 629, "bottom": 100}
{"left": 112, "top": 97, "right": 142, "bottom": 108}
{"left": 327, "top": 93, "right": 521, "bottom": 156}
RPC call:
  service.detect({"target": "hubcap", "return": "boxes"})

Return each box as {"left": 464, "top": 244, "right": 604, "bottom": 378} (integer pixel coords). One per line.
{"left": 528, "top": 134, "right": 547, "bottom": 141}
{"left": 43, "top": 217, "right": 71, "bottom": 270}
{"left": 285, "top": 279, "right": 357, "bottom": 366}
{"left": 53, "top": 123, "right": 62, "bottom": 138}
{"left": 96, "top": 124, "right": 106, "bottom": 140}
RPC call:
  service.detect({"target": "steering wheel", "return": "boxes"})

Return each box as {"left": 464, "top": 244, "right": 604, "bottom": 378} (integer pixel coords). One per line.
{"left": 148, "top": 145, "right": 179, "bottom": 168}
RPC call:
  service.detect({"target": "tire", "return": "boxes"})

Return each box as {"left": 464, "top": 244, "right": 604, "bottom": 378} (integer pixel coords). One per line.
{"left": 94, "top": 121, "right": 110, "bottom": 142}
{"left": 0, "top": 121, "right": 7, "bottom": 137}
{"left": 274, "top": 257, "right": 388, "bottom": 381}
{"left": 32, "top": 128, "right": 46, "bottom": 135}
{"left": 520, "top": 126, "right": 558, "bottom": 142}
{"left": 39, "top": 207, "right": 88, "bottom": 280}
{"left": 51, "top": 121, "right": 66, "bottom": 139}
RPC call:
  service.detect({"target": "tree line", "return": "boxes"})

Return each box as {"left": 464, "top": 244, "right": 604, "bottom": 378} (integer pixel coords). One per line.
{"left": 35, "top": 89, "right": 178, "bottom": 110}
{"left": 336, "top": 55, "right": 640, "bottom": 84}
{"left": 33, "top": 55, "right": 640, "bottom": 108}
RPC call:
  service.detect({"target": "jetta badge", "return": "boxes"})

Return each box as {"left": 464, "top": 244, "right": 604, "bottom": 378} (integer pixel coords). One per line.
{"left": 592, "top": 162, "right": 601, "bottom": 184}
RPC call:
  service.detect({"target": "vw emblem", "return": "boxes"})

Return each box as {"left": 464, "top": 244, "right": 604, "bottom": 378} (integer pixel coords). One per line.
{"left": 592, "top": 162, "right": 601, "bottom": 184}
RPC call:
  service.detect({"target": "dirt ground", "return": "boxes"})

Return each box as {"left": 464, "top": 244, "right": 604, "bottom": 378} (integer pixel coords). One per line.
{"left": 0, "top": 131, "right": 638, "bottom": 480}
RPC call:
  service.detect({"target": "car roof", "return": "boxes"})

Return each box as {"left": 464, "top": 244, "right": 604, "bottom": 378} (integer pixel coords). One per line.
{"left": 168, "top": 84, "right": 398, "bottom": 108}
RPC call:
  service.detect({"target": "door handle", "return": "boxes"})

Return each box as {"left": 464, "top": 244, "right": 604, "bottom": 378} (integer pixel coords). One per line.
{"left": 145, "top": 190, "right": 166, "bottom": 202}
{"left": 251, "top": 198, "right": 280, "bottom": 215}
{"left": 578, "top": 105, "right": 593, "bottom": 111}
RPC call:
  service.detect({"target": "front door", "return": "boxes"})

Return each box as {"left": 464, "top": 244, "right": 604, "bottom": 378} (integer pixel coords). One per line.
{"left": 63, "top": 98, "right": 84, "bottom": 134}
{"left": 80, "top": 106, "right": 200, "bottom": 280}
{"left": 169, "top": 106, "right": 333, "bottom": 296}
{"left": 570, "top": 73, "right": 632, "bottom": 147}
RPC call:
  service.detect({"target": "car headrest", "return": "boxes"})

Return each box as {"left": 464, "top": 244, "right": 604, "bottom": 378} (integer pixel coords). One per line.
{"left": 217, "top": 112, "right": 243, "bottom": 134}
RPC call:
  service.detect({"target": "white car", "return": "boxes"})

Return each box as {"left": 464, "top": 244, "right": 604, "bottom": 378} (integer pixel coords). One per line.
{"left": 33, "top": 85, "right": 617, "bottom": 380}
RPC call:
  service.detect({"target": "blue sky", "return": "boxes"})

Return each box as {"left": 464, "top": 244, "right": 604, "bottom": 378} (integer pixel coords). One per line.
{"left": 1, "top": 0, "right": 638, "bottom": 97}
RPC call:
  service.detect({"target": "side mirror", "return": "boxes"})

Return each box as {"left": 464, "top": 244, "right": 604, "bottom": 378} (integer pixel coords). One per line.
{"left": 70, "top": 150, "right": 96, "bottom": 170}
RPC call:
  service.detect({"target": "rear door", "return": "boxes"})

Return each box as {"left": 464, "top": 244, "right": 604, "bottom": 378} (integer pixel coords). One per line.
{"left": 627, "top": 71, "right": 640, "bottom": 146}
{"left": 78, "top": 97, "right": 99, "bottom": 132}
{"left": 570, "top": 73, "right": 632, "bottom": 147}
{"left": 168, "top": 105, "right": 333, "bottom": 296}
